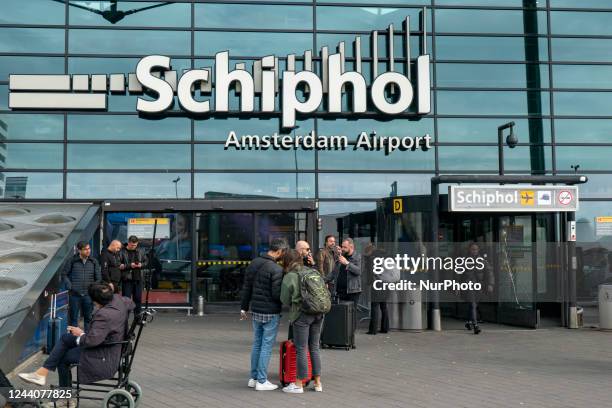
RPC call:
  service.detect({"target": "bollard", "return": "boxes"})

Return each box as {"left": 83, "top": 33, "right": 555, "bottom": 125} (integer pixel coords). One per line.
{"left": 197, "top": 295, "right": 205, "bottom": 317}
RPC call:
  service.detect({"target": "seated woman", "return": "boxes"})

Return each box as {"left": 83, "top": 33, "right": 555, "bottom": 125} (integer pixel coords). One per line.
{"left": 19, "top": 282, "right": 134, "bottom": 401}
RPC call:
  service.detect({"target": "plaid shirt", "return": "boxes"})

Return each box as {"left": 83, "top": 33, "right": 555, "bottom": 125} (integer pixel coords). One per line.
{"left": 251, "top": 312, "right": 278, "bottom": 323}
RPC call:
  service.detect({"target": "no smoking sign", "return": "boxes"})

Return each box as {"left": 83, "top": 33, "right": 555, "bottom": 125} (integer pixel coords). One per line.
{"left": 558, "top": 190, "right": 573, "bottom": 206}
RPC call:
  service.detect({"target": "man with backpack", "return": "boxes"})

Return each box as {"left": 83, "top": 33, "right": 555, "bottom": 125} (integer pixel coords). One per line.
{"left": 240, "top": 237, "right": 289, "bottom": 391}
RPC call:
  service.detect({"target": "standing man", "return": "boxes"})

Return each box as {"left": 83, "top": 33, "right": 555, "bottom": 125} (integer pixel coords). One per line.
{"left": 240, "top": 237, "right": 288, "bottom": 391}
{"left": 62, "top": 241, "right": 100, "bottom": 331}
{"left": 330, "top": 238, "right": 361, "bottom": 346}
{"left": 100, "top": 240, "right": 124, "bottom": 294}
{"left": 121, "top": 235, "right": 147, "bottom": 315}
{"left": 296, "top": 240, "right": 315, "bottom": 267}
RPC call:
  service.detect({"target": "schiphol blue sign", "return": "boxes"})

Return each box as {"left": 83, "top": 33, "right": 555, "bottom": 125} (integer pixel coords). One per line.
{"left": 7, "top": 13, "right": 431, "bottom": 132}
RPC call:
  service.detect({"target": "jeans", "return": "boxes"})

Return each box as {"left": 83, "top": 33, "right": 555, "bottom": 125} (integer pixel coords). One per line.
{"left": 69, "top": 294, "right": 93, "bottom": 332}
{"left": 293, "top": 313, "right": 323, "bottom": 379}
{"left": 122, "top": 280, "right": 143, "bottom": 315}
{"left": 369, "top": 302, "right": 389, "bottom": 334}
{"left": 43, "top": 333, "right": 81, "bottom": 387}
{"left": 250, "top": 315, "right": 280, "bottom": 384}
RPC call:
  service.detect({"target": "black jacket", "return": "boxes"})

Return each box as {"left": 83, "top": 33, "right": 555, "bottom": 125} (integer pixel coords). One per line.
{"left": 100, "top": 249, "right": 122, "bottom": 285}
{"left": 78, "top": 294, "right": 134, "bottom": 384}
{"left": 240, "top": 254, "right": 283, "bottom": 314}
{"left": 120, "top": 247, "right": 147, "bottom": 282}
{"left": 62, "top": 255, "right": 101, "bottom": 296}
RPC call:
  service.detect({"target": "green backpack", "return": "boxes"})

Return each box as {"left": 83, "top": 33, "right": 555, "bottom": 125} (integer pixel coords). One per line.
{"left": 298, "top": 268, "right": 332, "bottom": 315}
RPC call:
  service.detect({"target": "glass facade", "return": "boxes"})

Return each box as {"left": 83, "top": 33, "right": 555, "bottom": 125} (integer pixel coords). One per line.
{"left": 1, "top": 1, "right": 611, "bottom": 306}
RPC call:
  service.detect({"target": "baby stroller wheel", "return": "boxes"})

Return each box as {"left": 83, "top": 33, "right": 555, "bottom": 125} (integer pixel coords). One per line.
{"left": 126, "top": 381, "right": 142, "bottom": 407}
{"left": 102, "top": 389, "right": 135, "bottom": 408}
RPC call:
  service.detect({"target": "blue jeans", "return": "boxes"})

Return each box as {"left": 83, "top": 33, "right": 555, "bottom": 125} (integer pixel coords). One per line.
{"left": 43, "top": 333, "right": 80, "bottom": 387}
{"left": 69, "top": 293, "right": 93, "bottom": 332}
{"left": 250, "top": 315, "right": 280, "bottom": 384}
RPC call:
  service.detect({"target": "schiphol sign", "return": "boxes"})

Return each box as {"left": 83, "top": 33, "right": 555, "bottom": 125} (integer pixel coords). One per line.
{"left": 8, "top": 12, "right": 431, "bottom": 131}
{"left": 449, "top": 185, "right": 579, "bottom": 212}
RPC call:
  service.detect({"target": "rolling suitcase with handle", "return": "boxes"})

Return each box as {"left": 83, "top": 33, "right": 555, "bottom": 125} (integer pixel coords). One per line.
{"left": 279, "top": 338, "right": 312, "bottom": 386}
{"left": 320, "top": 300, "right": 355, "bottom": 350}
{"left": 46, "top": 293, "right": 67, "bottom": 354}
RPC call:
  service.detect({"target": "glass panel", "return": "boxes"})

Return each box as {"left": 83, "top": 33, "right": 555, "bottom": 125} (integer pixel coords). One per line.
{"left": 318, "top": 146, "right": 434, "bottom": 171}
{"left": 551, "top": 11, "right": 612, "bottom": 35}
{"left": 0, "top": 172, "right": 63, "bottom": 199}
{"left": 316, "top": 7, "right": 431, "bottom": 31}
{"left": 436, "top": 63, "right": 549, "bottom": 88}
{"left": 318, "top": 118, "right": 433, "bottom": 138}
{"left": 0, "top": 56, "right": 64, "bottom": 82}
{"left": 195, "top": 31, "right": 313, "bottom": 56}
{"left": 553, "top": 65, "right": 612, "bottom": 89}
{"left": 557, "top": 147, "right": 612, "bottom": 171}
{"left": 568, "top": 174, "right": 612, "bottom": 198}
{"left": 552, "top": 38, "right": 612, "bottom": 62}
{"left": 318, "top": 0, "right": 430, "bottom": 3}
{"left": 436, "top": 36, "right": 548, "bottom": 61}
{"left": 195, "top": 118, "right": 314, "bottom": 142}
{"left": 0, "top": 28, "right": 64, "bottom": 53}
{"left": 69, "top": 57, "right": 191, "bottom": 75}
{"left": 438, "top": 145, "right": 552, "bottom": 172}
{"left": 197, "top": 212, "right": 254, "bottom": 302}
{"left": 435, "top": 9, "right": 546, "bottom": 34}
{"left": 195, "top": 4, "right": 312, "bottom": 30}
{"left": 69, "top": 29, "right": 191, "bottom": 55}
{"left": 551, "top": 0, "right": 612, "bottom": 7}
{"left": 68, "top": 115, "right": 190, "bottom": 141}
{"left": 555, "top": 119, "right": 612, "bottom": 143}
{"left": 194, "top": 173, "right": 315, "bottom": 199}
{"left": 0, "top": 114, "right": 64, "bottom": 140}
{"left": 257, "top": 212, "right": 308, "bottom": 255}
{"left": 67, "top": 144, "right": 190, "bottom": 170}
{"left": 318, "top": 173, "right": 430, "bottom": 198}
{"left": 317, "top": 34, "right": 430, "bottom": 61}
{"left": 436, "top": 0, "right": 532, "bottom": 5}
{"left": 104, "top": 212, "right": 192, "bottom": 305}
{"left": 0, "top": 0, "right": 65, "bottom": 25}
{"left": 2, "top": 143, "right": 63, "bottom": 169}
{"left": 437, "top": 91, "right": 550, "bottom": 115}
{"left": 69, "top": 2, "right": 190, "bottom": 27}
{"left": 195, "top": 144, "right": 315, "bottom": 170}
{"left": 67, "top": 172, "right": 191, "bottom": 198}
{"left": 438, "top": 118, "right": 551, "bottom": 143}
{"left": 554, "top": 92, "right": 612, "bottom": 116}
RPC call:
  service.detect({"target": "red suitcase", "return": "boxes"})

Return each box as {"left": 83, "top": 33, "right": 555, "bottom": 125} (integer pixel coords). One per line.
{"left": 279, "top": 340, "right": 312, "bottom": 386}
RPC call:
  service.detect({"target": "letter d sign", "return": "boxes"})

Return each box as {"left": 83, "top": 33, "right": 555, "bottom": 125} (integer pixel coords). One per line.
{"left": 393, "top": 198, "right": 403, "bottom": 214}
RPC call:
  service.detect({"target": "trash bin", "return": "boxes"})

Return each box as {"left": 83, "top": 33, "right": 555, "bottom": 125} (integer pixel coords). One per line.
{"left": 598, "top": 284, "right": 612, "bottom": 330}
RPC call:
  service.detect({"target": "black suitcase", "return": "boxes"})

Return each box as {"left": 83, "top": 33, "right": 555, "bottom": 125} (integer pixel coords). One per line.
{"left": 46, "top": 293, "right": 66, "bottom": 354}
{"left": 321, "top": 301, "right": 355, "bottom": 350}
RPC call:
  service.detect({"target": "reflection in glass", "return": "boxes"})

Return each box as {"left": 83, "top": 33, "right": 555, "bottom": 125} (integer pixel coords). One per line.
{"left": 0, "top": 28, "right": 64, "bottom": 53}
{"left": 195, "top": 31, "right": 313, "bottom": 56}
{"left": 0, "top": 57, "right": 64, "bottom": 82}
{"left": 552, "top": 38, "right": 612, "bottom": 62}
{"left": 438, "top": 118, "right": 551, "bottom": 143}
{"left": 318, "top": 173, "right": 430, "bottom": 198}
{"left": 195, "top": 144, "right": 315, "bottom": 170}
{"left": 69, "top": 2, "right": 190, "bottom": 27}
{"left": 436, "top": 64, "right": 549, "bottom": 88}
{"left": 67, "top": 144, "right": 190, "bottom": 170}
{"left": 318, "top": 147, "right": 434, "bottom": 171}
{"left": 195, "top": 173, "right": 315, "bottom": 199}
{"left": 554, "top": 65, "right": 612, "bottom": 89}
{"left": 555, "top": 119, "right": 612, "bottom": 143}
{"left": 556, "top": 147, "right": 612, "bottom": 171}
{"left": 438, "top": 146, "right": 551, "bottom": 172}
{"left": 3, "top": 143, "right": 63, "bottom": 169}
{"left": 70, "top": 29, "right": 190, "bottom": 55}
{"left": 68, "top": 115, "right": 190, "bottom": 141}
{"left": 67, "top": 173, "right": 191, "bottom": 198}
{"left": 554, "top": 92, "right": 612, "bottom": 116}
{"left": 69, "top": 57, "right": 191, "bottom": 75}
{"left": 316, "top": 7, "right": 430, "bottom": 31}
{"left": 196, "top": 4, "right": 312, "bottom": 30}
{"left": 195, "top": 118, "right": 313, "bottom": 142}
{"left": 435, "top": 9, "right": 546, "bottom": 34}
{"left": 437, "top": 91, "right": 550, "bottom": 115}
{"left": 551, "top": 11, "right": 612, "bottom": 35}
{"left": 0, "top": 172, "right": 63, "bottom": 199}
{"left": 0, "top": 114, "right": 64, "bottom": 140}
{"left": 436, "top": 36, "right": 548, "bottom": 61}
{"left": 0, "top": 0, "right": 65, "bottom": 25}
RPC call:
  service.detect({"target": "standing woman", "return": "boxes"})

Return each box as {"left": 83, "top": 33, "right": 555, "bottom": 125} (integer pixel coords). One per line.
{"left": 280, "top": 249, "right": 324, "bottom": 394}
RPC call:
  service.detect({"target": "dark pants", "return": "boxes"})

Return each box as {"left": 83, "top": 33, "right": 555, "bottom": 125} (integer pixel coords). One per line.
{"left": 369, "top": 302, "right": 389, "bottom": 334}
{"left": 338, "top": 292, "right": 360, "bottom": 345}
{"left": 293, "top": 313, "right": 323, "bottom": 379}
{"left": 43, "top": 333, "right": 81, "bottom": 387}
{"left": 122, "top": 280, "right": 142, "bottom": 315}
{"left": 467, "top": 292, "right": 479, "bottom": 324}
{"left": 69, "top": 293, "right": 93, "bottom": 332}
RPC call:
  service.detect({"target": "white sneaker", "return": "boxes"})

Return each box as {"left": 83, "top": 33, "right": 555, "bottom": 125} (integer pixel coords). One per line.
{"left": 282, "top": 383, "right": 304, "bottom": 394}
{"left": 255, "top": 380, "right": 278, "bottom": 391}
{"left": 248, "top": 378, "right": 256, "bottom": 388}
{"left": 314, "top": 384, "right": 323, "bottom": 392}
{"left": 18, "top": 372, "right": 46, "bottom": 386}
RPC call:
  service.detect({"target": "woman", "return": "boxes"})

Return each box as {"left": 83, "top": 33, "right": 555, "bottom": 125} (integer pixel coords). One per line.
{"left": 280, "top": 249, "right": 324, "bottom": 394}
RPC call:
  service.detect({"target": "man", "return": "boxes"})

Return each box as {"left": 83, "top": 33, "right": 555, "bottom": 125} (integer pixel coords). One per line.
{"left": 240, "top": 237, "right": 288, "bottom": 391}
{"left": 121, "top": 235, "right": 147, "bottom": 315}
{"left": 295, "top": 240, "right": 315, "bottom": 267}
{"left": 463, "top": 242, "right": 494, "bottom": 335}
{"left": 330, "top": 238, "right": 361, "bottom": 346}
{"left": 62, "top": 241, "right": 101, "bottom": 331}
{"left": 19, "top": 282, "right": 134, "bottom": 408}
{"left": 100, "top": 240, "right": 124, "bottom": 294}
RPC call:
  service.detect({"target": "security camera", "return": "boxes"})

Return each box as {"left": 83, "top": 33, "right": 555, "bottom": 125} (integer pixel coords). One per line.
{"left": 506, "top": 128, "right": 518, "bottom": 148}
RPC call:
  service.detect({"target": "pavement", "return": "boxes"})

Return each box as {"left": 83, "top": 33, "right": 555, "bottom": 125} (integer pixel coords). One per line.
{"left": 8, "top": 312, "right": 612, "bottom": 408}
